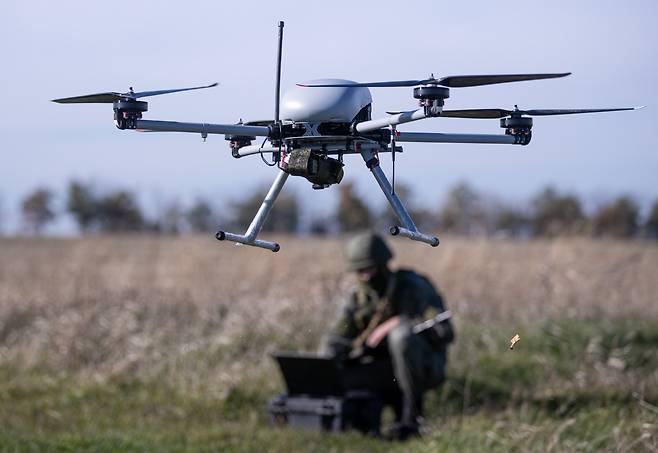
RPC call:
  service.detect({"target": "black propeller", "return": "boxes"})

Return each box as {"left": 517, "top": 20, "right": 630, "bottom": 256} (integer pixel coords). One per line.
{"left": 438, "top": 106, "right": 642, "bottom": 119}
{"left": 52, "top": 82, "right": 218, "bottom": 104}
{"left": 298, "top": 73, "right": 571, "bottom": 88}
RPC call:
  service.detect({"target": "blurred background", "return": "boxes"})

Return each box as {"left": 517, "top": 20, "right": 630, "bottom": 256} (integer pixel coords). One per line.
{"left": 1, "top": 0, "right": 657, "bottom": 238}
{"left": 1, "top": 1, "right": 657, "bottom": 451}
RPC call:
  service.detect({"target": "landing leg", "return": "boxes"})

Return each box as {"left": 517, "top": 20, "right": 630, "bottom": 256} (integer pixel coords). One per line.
{"left": 216, "top": 170, "right": 289, "bottom": 252}
{"left": 360, "top": 148, "right": 439, "bottom": 247}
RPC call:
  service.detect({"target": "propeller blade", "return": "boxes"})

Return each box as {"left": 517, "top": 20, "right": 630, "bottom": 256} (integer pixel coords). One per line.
{"left": 439, "top": 109, "right": 511, "bottom": 119}
{"left": 131, "top": 82, "right": 218, "bottom": 98}
{"left": 437, "top": 73, "right": 570, "bottom": 88}
{"left": 298, "top": 79, "right": 432, "bottom": 88}
{"left": 521, "top": 107, "right": 640, "bottom": 116}
{"left": 298, "top": 73, "right": 570, "bottom": 88}
{"left": 439, "top": 106, "right": 642, "bottom": 119}
{"left": 52, "top": 92, "right": 124, "bottom": 104}
{"left": 52, "top": 82, "right": 218, "bottom": 104}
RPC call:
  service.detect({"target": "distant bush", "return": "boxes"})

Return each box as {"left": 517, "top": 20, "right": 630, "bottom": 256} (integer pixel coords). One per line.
{"left": 67, "top": 181, "right": 97, "bottom": 232}
{"left": 590, "top": 197, "right": 639, "bottom": 238}
{"left": 186, "top": 199, "right": 216, "bottom": 233}
{"left": 438, "top": 182, "right": 489, "bottom": 235}
{"left": 336, "top": 181, "right": 372, "bottom": 233}
{"left": 645, "top": 200, "right": 658, "bottom": 240}
{"left": 97, "top": 191, "right": 144, "bottom": 232}
{"left": 494, "top": 205, "right": 530, "bottom": 238}
{"left": 21, "top": 187, "right": 56, "bottom": 235}
{"left": 66, "top": 181, "right": 145, "bottom": 233}
{"left": 531, "top": 187, "right": 585, "bottom": 237}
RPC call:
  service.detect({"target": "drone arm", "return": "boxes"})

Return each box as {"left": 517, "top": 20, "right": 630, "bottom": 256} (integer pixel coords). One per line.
{"left": 134, "top": 119, "right": 270, "bottom": 137}
{"left": 354, "top": 109, "right": 427, "bottom": 133}
{"left": 396, "top": 131, "right": 517, "bottom": 145}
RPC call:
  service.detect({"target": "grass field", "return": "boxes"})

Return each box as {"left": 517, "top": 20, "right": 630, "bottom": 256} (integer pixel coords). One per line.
{"left": 0, "top": 235, "right": 656, "bottom": 451}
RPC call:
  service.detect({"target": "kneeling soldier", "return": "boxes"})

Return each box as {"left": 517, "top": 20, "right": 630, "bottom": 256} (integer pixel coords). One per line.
{"left": 324, "top": 232, "right": 454, "bottom": 438}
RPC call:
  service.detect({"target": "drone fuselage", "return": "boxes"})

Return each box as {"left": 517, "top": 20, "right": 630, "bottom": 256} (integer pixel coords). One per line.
{"left": 280, "top": 79, "right": 372, "bottom": 123}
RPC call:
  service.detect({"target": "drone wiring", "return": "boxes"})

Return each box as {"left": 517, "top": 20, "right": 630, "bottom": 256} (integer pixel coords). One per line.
{"left": 259, "top": 137, "right": 277, "bottom": 167}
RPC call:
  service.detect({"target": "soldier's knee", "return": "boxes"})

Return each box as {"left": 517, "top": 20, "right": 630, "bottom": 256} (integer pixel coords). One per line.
{"left": 387, "top": 322, "right": 414, "bottom": 357}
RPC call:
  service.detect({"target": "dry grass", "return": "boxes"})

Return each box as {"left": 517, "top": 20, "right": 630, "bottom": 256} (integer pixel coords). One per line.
{"left": 0, "top": 235, "right": 656, "bottom": 450}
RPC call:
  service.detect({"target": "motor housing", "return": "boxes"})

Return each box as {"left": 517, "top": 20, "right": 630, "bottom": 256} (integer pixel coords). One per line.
{"left": 501, "top": 116, "right": 533, "bottom": 145}
{"left": 413, "top": 85, "right": 450, "bottom": 117}
{"left": 225, "top": 133, "right": 256, "bottom": 157}
{"left": 113, "top": 100, "right": 148, "bottom": 129}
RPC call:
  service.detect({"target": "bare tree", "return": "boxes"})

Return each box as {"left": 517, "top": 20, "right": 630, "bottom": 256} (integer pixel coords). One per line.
{"left": 438, "top": 182, "right": 488, "bottom": 235}
{"left": 590, "top": 197, "right": 639, "bottom": 238}
{"left": 159, "top": 200, "right": 184, "bottom": 235}
{"left": 645, "top": 200, "right": 658, "bottom": 240}
{"left": 186, "top": 199, "right": 216, "bottom": 233}
{"left": 67, "top": 180, "right": 98, "bottom": 233}
{"left": 336, "top": 181, "right": 372, "bottom": 233}
{"left": 21, "top": 188, "right": 56, "bottom": 235}
{"left": 494, "top": 204, "right": 530, "bottom": 238}
{"left": 531, "top": 187, "right": 585, "bottom": 237}
{"left": 97, "top": 190, "right": 144, "bottom": 232}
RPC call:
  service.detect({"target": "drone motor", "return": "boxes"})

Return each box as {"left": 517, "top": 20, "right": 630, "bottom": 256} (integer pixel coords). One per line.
{"left": 413, "top": 85, "right": 450, "bottom": 117}
{"left": 113, "top": 100, "right": 148, "bottom": 129}
{"left": 500, "top": 116, "right": 533, "bottom": 145}
{"left": 225, "top": 133, "right": 256, "bottom": 157}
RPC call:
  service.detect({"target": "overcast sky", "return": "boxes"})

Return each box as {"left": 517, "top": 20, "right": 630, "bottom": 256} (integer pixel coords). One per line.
{"left": 1, "top": 0, "right": 657, "bottom": 232}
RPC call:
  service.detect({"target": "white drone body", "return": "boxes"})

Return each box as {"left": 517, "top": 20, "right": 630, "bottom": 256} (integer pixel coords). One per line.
{"left": 52, "top": 21, "right": 640, "bottom": 253}
{"left": 280, "top": 79, "right": 372, "bottom": 123}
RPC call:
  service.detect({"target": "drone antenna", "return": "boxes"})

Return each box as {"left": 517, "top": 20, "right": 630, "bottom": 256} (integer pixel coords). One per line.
{"left": 273, "top": 20, "right": 285, "bottom": 165}
{"left": 274, "top": 21, "right": 284, "bottom": 123}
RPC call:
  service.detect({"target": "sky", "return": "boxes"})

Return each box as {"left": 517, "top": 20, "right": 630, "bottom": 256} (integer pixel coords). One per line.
{"left": 1, "top": 0, "right": 657, "bottom": 232}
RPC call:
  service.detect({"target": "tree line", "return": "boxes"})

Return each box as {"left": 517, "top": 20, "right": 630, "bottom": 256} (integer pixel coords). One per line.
{"left": 13, "top": 180, "right": 658, "bottom": 239}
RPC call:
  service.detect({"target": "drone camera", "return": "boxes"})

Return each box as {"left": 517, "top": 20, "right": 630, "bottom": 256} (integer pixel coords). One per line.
{"left": 113, "top": 100, "right": 148, "bottom": 129}
{"left": 282, "top": 148, "right": 344, "bottom": 187}
{"left": 501, "top": 116, "right": 533, "bottom": 145}
{"left": 413, "top": 86, "right": 450, "bottom": 117}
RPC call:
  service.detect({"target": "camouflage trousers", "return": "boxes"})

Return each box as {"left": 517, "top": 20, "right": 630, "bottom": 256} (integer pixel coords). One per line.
{"left": 388, "top": 319, "right": 446, "bottom": 424}
{"left": 343, "top": 319, "right": 446, "bottom": 425}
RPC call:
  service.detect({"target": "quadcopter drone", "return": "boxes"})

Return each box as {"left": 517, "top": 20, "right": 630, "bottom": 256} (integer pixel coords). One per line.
{"left": 53, "top": 22, "right": 639, "bottom": 252}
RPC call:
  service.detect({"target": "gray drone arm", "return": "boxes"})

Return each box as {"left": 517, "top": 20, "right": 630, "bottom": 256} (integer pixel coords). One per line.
{"left": 396, "top": 131, "right": 516, "bottom": 145}
{"left": 354, "top": 109, "right": 427, "bottom": 133}
{"left": 134, "top": 119, "right": 270, "bottom": 137}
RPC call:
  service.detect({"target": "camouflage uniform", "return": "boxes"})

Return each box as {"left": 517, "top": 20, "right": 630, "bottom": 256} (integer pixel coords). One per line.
{"left": 325, "top": 232, "right": 454, "bottom": 431}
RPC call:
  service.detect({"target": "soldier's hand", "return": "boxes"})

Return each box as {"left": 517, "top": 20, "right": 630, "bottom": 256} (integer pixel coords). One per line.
{"left": 366, "top": 316, "right": 400, "bottom": 348}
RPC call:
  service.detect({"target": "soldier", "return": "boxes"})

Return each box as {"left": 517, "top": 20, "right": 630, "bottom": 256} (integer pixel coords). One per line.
{"left": 324, "top": 231, "right": 454, "bottom": 439}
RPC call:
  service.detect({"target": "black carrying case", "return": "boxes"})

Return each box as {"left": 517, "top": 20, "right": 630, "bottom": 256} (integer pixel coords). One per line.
{"left": 267, "top": 352, "right": 382, "bottom": 433}
{"left": 267, "top": 391, "right": 381, "bottom": 433}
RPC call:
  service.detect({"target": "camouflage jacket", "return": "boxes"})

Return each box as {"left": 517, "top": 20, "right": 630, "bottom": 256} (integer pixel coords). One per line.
{"left": 326, "top": 269, "right": 454, "bottom": 358}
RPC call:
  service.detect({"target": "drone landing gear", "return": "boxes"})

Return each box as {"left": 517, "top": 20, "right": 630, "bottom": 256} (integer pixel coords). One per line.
{"left": 215, "top": 170, "right": 289, "bottom": 252}
{"left": 360, "top": 148, "right": 439, "bottom": 247}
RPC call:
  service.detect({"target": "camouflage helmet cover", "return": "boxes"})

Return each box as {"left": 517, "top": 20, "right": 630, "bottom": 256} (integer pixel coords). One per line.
{"left": 345, "top": 231, "right": 393, "bottom": 271}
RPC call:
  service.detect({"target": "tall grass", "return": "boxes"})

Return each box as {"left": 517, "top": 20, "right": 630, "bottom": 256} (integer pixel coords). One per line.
{"left": 0, "top": 235, "right": 656, "bottom": 451}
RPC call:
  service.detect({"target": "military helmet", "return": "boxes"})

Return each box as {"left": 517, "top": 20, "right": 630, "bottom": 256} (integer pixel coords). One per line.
{"left": 345, "top": 231, "right": 393, "bottom": 271}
